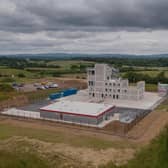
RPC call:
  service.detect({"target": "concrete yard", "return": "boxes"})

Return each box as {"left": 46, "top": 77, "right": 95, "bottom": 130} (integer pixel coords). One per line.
{"left": 105, "top": 92, "right": 163, "bottom": 110}
{"left": 59, "top": 90, "right": 163, "bottom": 110}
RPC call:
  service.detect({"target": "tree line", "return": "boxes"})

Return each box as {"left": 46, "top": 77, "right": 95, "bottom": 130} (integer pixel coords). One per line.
{"left": 123, "top": 71, "right": 168, "bottom": 84}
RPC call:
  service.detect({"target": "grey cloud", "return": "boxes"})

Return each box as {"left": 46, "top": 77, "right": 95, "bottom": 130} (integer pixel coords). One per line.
{"left": 1, "top": 0, "right": 168, "bottom": 33}
{"left": 0, "top": 0, "right": 168, "bottom": 54}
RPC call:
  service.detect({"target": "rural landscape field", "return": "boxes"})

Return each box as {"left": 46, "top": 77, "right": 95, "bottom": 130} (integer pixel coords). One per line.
{"left": 0, "top": 56, "right": 168, "bottom": 168}
{"left": 1, "top": 0, "right": 168, "bottom": 167}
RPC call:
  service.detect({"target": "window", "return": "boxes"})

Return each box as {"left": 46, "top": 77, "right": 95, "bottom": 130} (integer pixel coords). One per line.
{"left": 109, "top": 83, "right": 112, "bottom": 86}
{"left": 101, "top": 94, "right": 104, "bottom": 98}
{"left": 107, "top": 76, "right": 109, "bottom": 80}
{"left": 113, "top": 95, "right": 115, "bottom": 99}
{"left": 116, "top": 95, "right": 119, "bottom": 99}
{"left": 105, "top": 83, "right": 107, "bottom": 86}
{"left": 105, "top": 88, "right": 108, "bottom": 92}
{"left": 92, "top": 93, "right": 95, "bottom": 97}
{"left": 109, "top": 89, "right": 112, "bottom": 92}
{"left": 118, "top": 89, "right": 120, "bottom": 93}
{"left": 91, "top": 71, "right": 95, "bottom": 75}
{"left": 89, "top": 81, "right": 94, "bottom": 86}
{"left": 113, "top": 83, "right": 116, "bottom": 86}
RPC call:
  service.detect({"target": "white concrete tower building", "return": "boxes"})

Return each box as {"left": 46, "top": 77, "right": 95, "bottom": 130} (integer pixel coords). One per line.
{"left": 87, "top": 64, "right": 145, "bottom": 101}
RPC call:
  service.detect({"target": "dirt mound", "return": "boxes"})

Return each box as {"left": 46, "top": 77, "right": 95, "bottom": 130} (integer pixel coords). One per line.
{"left": 2, "top": 136, "right": 135, "bottom": 167}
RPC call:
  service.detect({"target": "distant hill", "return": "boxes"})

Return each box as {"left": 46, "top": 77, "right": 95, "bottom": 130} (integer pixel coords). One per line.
{"left": 0, "top": 53, "right": 168, "bottom": 60}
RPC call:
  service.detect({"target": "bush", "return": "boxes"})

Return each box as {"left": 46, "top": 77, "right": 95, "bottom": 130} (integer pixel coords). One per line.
{"left": 52, "top": 72, "right": 61, "bottom": 77}
{"left": 0, "top": 83, "right": 14, "bottom": 92}
{"left": 18, "top": 73, "right": 26, "bottom": 78}
{"left": 1, "top": 77, "right": 15, "bottom": 83}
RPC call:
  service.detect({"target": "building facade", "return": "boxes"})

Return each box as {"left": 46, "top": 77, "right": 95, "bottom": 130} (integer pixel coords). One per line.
{"left": 87, "top": 64, "right": 145, "bottom": 101}
{"left": 40, "top": 101, "right": 116, "bottom": 126}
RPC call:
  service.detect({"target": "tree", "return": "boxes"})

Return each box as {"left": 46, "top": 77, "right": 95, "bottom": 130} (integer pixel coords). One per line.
{"left": 18, "top": 73, "right": 26, "bottom": 78}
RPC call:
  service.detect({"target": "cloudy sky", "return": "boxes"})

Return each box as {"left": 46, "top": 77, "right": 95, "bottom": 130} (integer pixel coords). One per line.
{"left": 0, "top": 0, "right": 168, "bottom": 55}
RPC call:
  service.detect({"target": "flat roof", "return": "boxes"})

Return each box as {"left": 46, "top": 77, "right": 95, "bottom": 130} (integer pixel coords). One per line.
{"left": 40, "top": 100, "right": 114, "bottom": 117}
{"left": 61, "top": 90, "right": 163, "bottom": 110}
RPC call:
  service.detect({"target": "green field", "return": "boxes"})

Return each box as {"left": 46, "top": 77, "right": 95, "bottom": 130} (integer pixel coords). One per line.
{"left": 0, "top": 149, "right": 49, "bottom": 168}
{"left": 136, "top": 70, "right": 168, "bottom": 78}
{"left": 47, "top": 60, "right": 94, "bottom": 68}
{"left": 145, "top": 84, "right": 158, "bottom": 92}
{"left": 0, "top": 60, "right": 94, "bottom": 83}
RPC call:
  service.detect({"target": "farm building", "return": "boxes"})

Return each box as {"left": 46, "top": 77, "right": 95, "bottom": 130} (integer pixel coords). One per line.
{"left": 87, "top": 64, "right": 145, "bottom": 101}
{"left": 40, "top": 101, "right": 116, "bottom": 126}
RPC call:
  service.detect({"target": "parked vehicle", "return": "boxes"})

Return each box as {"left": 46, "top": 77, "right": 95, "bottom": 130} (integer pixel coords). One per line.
{"left": 49, "top": 83, "right": 58, "bottom": 88}
{"left": 36, "top": 86, "right": 45, "bottom": 90}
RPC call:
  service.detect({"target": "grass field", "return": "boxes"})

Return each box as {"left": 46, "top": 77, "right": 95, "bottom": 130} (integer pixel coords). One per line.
{"left": 136, "top": 70, "right": 168, "bottom": 77}
{"left": 0, "top": 148, "right": 50, "bottom": 168}
{"left": 0, "top": 68, "right": 36, "bottom": 78}
{"left": 145, "top": 84, "right": 158, "bottom": 92}
{"left": 0, "top": 117, "right": 168, "bottom": 168}
{"left": 0, "top": 87, "right": 60, "bottom": 102}
{"left": 0, "top": 118, "right": 136, "bottom": 167}
{"left": 24, "top": 88, "right": 60, "bottom": 102}
{"left": 46, "top": 60, "right": 94, "bottom": 68}
{"left": 0, "top": 60, "right": 94, "bottom": 83}
{"left": 100, "top": 126, "right": 168, "bottom": 168}
{"left": 0, "top": 122, "right": 132, "bottom": 150}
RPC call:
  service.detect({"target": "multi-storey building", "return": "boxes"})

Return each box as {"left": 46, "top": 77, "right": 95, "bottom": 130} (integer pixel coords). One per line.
{"left": 87, "top": 64, "right": 145, "bottom": 101}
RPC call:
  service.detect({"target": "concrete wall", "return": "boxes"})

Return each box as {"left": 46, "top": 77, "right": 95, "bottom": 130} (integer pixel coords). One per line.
{"left": 40, "top": 107, "right": 116, "bottom": 125}
{"left": 40, "top": 111, "right": 61, "bottom": 120}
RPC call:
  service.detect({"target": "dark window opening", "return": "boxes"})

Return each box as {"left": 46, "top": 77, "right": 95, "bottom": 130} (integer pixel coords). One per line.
{"left": 89, "top": 81, "right": 94, "bottom": 86}
{"left": 60, "top": 114, "right": 63, "bottom": 120}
